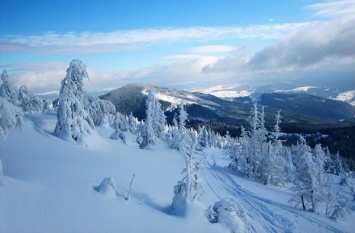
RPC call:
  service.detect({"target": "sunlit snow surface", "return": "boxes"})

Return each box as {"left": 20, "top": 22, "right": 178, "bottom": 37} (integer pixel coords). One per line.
{"left": 333, "top": 90, "right": 355, "bottom": 106}
{"left": 275, "top": 86, "right": 318, "bottom": 93}
{"left": 0, "top": 113, "right": 354, "bottom": 233}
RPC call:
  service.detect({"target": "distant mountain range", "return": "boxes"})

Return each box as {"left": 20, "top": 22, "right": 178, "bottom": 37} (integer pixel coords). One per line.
{"left": 100, "top": 83, "right": 355, "bottom": 131}
{"left": 194, "top": 85, "right": 355, "bottom": 106}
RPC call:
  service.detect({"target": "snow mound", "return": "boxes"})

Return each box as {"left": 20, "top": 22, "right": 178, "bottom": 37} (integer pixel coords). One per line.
{"left": 25, "top": 112, "right": 57, "bottom": 133}
{"left": 206, "top": 196, "right": 250, "bottom": 233}
{"left": 172, "top": 180, "right": 187, "bottom": 212}
{"left": 96, "top": 178, "right": 118, "bottom": 198}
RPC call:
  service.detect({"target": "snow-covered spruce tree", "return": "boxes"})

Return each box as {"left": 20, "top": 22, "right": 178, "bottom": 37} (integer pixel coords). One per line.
{"left": 323, "top": 147, "right": 334, "bottom": 174}
{"left": 229, "top": 103, "right": 282, "bottom": 184}
{"left": 18, "top": 85, "right": 45, "bottom": 113}
{"left": 208, "top": 128, "right": 217, "bottom": 148}
{"left": 0, "top": 97, "right": 23, "bottom": 139}
{"left": 54, "top": 59, "right": 95, "bottom": 144}
{"left": 137, "top": 90, "right": 166, "bottom": 148}
{"left": 198, "top": 126, "right": 209, "bottom": 148}
{"left": 128, "top": 112, "right": 138, "bottom": 135}
{"left": 227, "top": 128, "right": 250, "bottom": 176}
{"left": 110, "top": 112, "right": 127, "bottom": 144}
{"left": 30, "top": 95, "right": 44, "bottom": 112}
{"left": 284, "top": 148, "right": 296, "bottom": 184}
{"left": 248, "top": 102, "right": 268, "bottom": 180}
{"left": 172, "top": 103, "right": 204, "bottom": 210}
{"left": 313, "top": 144, "right": 325, "bottom": 184}
{"left": 334, "top": 152, "right": 349, "bottom": 186}
{"left": 86, "top": 95, "right": 116, "bottom": 127}
{"left": 166, "top": 113, "right": 180, "bottom": 149}
{"left": 0, "top": 70, "right": 18, "bottom": 105}
{"left": 147, "top": 90, "right": 166, "bottom": 139}
{"left": 18, "top": 85, "right": 32, "bottom": 112}
{"left": 137, "top": 93, "right": 156, "bottom": 148}
{"left": 263, "top": 110, "right": 287, "bottom": 186}
{"left": 289, "top": 138, "right": 325, "bottom": 213}
{"left": 274, "top": 110, "right": 281, "bottom": 140}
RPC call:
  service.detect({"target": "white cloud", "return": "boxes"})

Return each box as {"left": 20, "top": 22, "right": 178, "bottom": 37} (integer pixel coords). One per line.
{"left": 188, "top": 45, "right": 237, "bottom": 54}
{"left": 307, "top": 0, "right": 355, "bottom": 19}
{"left": 203, "top": 17, "right": 355, "bottom": 74}
{"left": 1, "top": 24, "right": 307, "bottom": 54}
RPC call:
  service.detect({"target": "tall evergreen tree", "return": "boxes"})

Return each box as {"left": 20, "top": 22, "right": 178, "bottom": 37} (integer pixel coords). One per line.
{"left": 147, "top": 90, "right": 166, "bottom": 139}
{"left": 0, "top": 70, "right": 17, "bottom": 105}
{"left": 172, "top": 103, "right": 204, "bottom": 209}
{"left": 138, "top": 92, "right": 156, "bottom": 148}
{"left": 128, "top": 112, "right": 138, "bottom": 135}
{"left": 54, "top": 59, "right": 95, "bottom": 144}
{"left": 290, "top": 138, "right": 325, "bottom": 213}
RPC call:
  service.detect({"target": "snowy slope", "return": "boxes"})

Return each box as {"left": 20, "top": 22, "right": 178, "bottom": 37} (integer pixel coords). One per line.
{"left": 333, "top": 90, "right": 355, "bottom": 106}
{"left": 1, "top": 113, "right": 354, "bottom": 233}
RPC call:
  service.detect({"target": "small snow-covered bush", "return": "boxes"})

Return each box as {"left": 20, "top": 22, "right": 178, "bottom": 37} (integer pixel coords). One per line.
{"left": 0, "top": 97, "right": 23, "bottom": 139}
{"left": 172, "top": 181, "right": 188, "bottom": 210}
{"left": 97, "top": 178, "right": 118, "bottom": 198}
{"left": 205, "top": 197, "right": 250, "bottom": 233}
{"left": 331, "top": 200, "right": 350, "bottom": 221}
{"left": 110, "top": 129, "right": 126, "bottom": 144}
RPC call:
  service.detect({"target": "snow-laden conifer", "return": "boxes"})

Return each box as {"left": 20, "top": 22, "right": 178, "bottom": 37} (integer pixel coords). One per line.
{"left": 0, "top": 70, "right": 17, "bottom": 105}
{"left": 172, "top": 103, "right": 204, "bottom": 210}
{"left": 54, "top": 59, "right": 95, "bottom": 144}
{"left": 137, "top": 95, "right": 156, "bottom": 148}
{"left": 149, "top": 91, "right": 166, "bottom": 139}
{"left": 86, "top": 95, "right": 116, "bottom": 127}
{"left": 128, "top": 112, "right": 138, "bottom": 134}
{"left": 18, "top": 85, "right": 45, "bottom": 112}
{"left": 290, "top": 138, "right": 322, "bottom": 212}
{"left": 110, "top": 112, "right": 127, "bottom": 144}
{"left": 137, "top": 90, "right": 166, "bottom": 148}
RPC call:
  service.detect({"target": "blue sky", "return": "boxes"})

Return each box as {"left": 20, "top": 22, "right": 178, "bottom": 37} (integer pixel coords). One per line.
{"left": 1, "top": 0, "right": 355, "bottom": 94}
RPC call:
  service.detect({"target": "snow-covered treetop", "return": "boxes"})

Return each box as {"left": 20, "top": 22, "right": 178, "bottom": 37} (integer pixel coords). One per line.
{"left": 0, "top": 70, "right": 17, "bottom": 104}
{"left": 60, "top": 59, "right": 89, "bottom": 97}
{"left": 1, "top": 70, "right": 8, "bottom": 83}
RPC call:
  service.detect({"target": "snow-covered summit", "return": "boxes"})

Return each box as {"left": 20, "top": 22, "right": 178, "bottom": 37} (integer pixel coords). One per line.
{"left": 333, "top": 90, "right": 355, "bottom": 106}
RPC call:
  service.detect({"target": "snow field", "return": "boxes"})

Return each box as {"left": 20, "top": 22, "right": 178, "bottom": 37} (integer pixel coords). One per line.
{"left": 0, "top": 115, "right": 223, "bottom": 233}
{"left": 0, "top": 113, "right": 354, "bottom": 232}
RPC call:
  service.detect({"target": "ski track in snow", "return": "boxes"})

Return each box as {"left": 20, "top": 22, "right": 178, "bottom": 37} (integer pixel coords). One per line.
{"left": 202, "top": 166, "right": 343, "bottom": 233}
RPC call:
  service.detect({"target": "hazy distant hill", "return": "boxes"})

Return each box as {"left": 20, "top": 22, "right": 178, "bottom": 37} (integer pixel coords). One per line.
{"left": 100, "top": 83, "right": 355, "bottom": 130}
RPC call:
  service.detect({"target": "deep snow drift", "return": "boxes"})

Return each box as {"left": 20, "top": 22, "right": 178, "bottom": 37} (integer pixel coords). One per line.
{"left": 0, "top": 113, "right": 354, "bottom": 233}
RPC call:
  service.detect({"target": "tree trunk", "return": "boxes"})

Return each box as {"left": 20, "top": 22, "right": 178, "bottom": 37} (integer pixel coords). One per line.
{"left": 184, "top": 153, "right": 191, "bottom": 205}
{"left": 301, "top": 195, "right": 306, "bottom": 210}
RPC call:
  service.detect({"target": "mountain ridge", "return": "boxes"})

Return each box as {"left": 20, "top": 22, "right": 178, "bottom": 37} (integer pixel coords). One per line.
{"left": 100, "top": 83, "right": 355, "bottom": 130}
